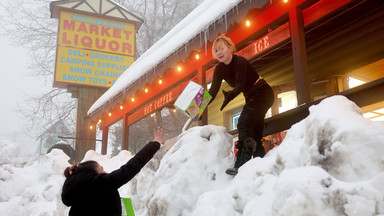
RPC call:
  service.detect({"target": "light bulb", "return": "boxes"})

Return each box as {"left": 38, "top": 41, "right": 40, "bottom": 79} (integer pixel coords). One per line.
{"left": 246, "top": 20, "right": 251, "bottom": 27}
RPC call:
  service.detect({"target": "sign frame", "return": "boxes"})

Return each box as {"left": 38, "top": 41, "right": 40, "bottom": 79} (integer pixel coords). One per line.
{"left": 53, "top": 8, "right": 137, "bottom": 89}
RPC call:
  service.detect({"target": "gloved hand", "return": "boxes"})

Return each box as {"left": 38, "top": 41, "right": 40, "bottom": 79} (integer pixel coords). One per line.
{"left": 220, "top": 90, "right": 232, "bottom": 111}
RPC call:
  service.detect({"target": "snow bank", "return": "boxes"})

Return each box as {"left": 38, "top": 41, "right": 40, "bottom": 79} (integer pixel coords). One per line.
{"left": 125, "top": 95, "right": 384, "bottom": 216}
{"left": 1, "top": 95, "right": 384, "bottom": 216}
{"left": 124, "top": 125, "right": 234, "bottom": 215}
{"left": 0, "top": 149, "right": 70, "bottom": 216}
{"left": 0, "top": 139, "right": 20, "bottom": 165}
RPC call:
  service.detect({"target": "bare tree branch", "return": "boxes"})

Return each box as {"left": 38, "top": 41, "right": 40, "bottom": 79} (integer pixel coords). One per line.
{"left": 0, "top": 0, "right": 202, "bottom": 151}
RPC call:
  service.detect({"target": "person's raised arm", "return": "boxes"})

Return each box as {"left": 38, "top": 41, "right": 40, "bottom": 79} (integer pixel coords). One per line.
{"left": 153, "top": 126, "right": 168, "bottom": 144}
{"left": 102, "top": 127, "right": 167, "bottom": 188}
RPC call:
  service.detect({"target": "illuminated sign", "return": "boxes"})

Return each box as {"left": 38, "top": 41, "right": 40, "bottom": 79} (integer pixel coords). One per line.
{"left": 238, "top": 22, "right": 290, "bottom": 60}
{"left": 54, "top": 11, "right": 135, "bottom": 88}
{"left": 125, "top": 82, "right": 190, "bottom": 126}
{"left": 143, "top": 92, "right": 174, "bottom": 116}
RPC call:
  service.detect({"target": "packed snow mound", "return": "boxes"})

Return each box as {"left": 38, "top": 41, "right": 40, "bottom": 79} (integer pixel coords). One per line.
{"left": 0, "top": 147, "right": 136, "bottom": 216}
{"left": 123, "top": 95, "right": 384, "bottom": 216}
{"left": 0, "top": 139, "right": 21, "bottom": 165}
{"left": 1, "top": 95, "right": 384, "bottom": 216}
{"left": 123, "top": 125, "right": 234, "bottom": 216}
{"left": 0, "top": 149, "right": 70, "bottom": 216}
{"left": 287, "top": 95, "right": 384, "bottom": 181}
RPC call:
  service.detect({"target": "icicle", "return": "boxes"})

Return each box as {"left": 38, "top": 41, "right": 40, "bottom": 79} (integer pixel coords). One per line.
{"left": 204, "top": 29, "right": 208, "bottom": 56}
{"left": 207, "top": 28, "right": 209, "bottom": 43}
{"left": 151, "top": 68, "right": 154, "bottom": 81}
{"left": 236, "top": 5, "right": 239, "bottom": 15}
{"left": 225, "top": 14, "right": 228, "bottom": 32}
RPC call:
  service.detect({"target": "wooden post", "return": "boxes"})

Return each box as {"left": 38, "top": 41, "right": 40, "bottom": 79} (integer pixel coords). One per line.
{"left": 271, "top": 88, "right": 280, "bottom": 116}
{"left": 338, "top": 75, "right": 349, "bottom": 92}
{"left": 69, "top": 86, "right": 105, "bottom": 161}
{"left": 122, "top": 113, "right": 129, "bottom": 151}
{"left": 197, "top": 65, "right": 208, "bottom": 126}
{"left": 327, "top": 75, "right": 349, "bottom": 95}
{"left": 289, "top": 7, "right": 311, "bottom": 105}
{"left": 101, "top": 126, "right": 109, "bottom": 155}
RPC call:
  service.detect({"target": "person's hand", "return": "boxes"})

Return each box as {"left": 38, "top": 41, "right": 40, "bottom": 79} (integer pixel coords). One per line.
{"left": 153, "top": 127, "right": 168, "bottom": 144}
{"left": 220, "top": 90, "right": 232, "bottom": 111}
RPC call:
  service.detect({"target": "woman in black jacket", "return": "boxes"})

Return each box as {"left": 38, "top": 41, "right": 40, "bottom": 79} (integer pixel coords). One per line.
{"left": 61, "top": 127, "right": 167, "bottom": 216}
{"left": 208, "top": 35, "right": 274, "bottom": 175}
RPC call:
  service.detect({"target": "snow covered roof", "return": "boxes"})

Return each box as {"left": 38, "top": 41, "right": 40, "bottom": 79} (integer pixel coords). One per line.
{"left": 87, "top": 0, "right": 269, "bottom": 117}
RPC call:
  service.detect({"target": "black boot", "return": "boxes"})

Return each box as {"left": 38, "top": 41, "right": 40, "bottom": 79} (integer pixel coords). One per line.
{"left": 253, "top": 139, "right": 265, "bottom": 158}
{"left": 244, "top": 138, "right": 257, "bottom": 154}
{"left": 226, "top": 140, "right": 253, "bottom": 176}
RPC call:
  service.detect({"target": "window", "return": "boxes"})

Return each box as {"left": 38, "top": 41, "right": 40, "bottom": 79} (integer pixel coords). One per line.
{"left": 363, "top": 108, "right": 384, "bottom": 122}
{"left": 348, "top": 77, "right": 365, "bottom": 88}
{"left": 278, "top": 91, "right": 297, "bottom": 113}
{"left": 230, "top": 107, "right": 272, "bottom": 130}
{"left": 231, "top": 111, "right": 241, "bottom": 130}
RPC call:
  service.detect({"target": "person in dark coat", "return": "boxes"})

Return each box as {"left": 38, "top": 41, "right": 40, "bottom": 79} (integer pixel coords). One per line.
{"left": 61, "top": 127, "right": 167, "bottom": 216}
{"left": 207, "top": 35, "right": 275, "bottom": 175}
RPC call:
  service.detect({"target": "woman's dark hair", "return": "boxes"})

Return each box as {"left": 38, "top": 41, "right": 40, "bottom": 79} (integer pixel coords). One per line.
{"left": 64, "top": 160, "right": 99, "bottom": 178}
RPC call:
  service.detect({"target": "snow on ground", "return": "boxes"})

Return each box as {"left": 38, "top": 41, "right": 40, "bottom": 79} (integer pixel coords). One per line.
{"left": 1, "top": 95, "right": 384, "bottom": 216}
{"left": 0, "top": 140, "right": 69, "bottom": 216}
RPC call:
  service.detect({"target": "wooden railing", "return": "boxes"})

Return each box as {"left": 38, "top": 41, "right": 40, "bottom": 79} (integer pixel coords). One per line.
{"left": 229, "top": 77, "right": 384, "bottom": 137}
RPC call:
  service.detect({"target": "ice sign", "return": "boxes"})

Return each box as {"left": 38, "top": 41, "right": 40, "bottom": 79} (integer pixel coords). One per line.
{"left": 174, "top": 81, "right": 212, "bottom": 121}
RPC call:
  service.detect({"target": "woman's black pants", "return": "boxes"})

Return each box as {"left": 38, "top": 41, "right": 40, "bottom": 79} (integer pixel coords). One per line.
{"left": 237, "top": 82, "right": 275, "bottom": 155}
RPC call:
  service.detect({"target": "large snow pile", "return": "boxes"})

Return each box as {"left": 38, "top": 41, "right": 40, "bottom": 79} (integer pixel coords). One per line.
{"left": 124, "top": 95, "right": 384, "bottom": 216}
{"left": 1, "top": 95, "right": 384, "bottom": 216}
{"left": 0, "top": 140, "right": 69, "bottom": 216}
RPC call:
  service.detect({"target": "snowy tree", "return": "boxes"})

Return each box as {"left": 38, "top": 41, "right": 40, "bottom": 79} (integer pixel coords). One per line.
{"left": 0, "top": 0, "right": 75, "bottom": 138}
{"left": 114, "top": 0, "right": 203, "bottom": 55}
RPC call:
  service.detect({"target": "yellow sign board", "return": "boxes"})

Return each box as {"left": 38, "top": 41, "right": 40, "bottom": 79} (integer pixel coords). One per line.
{"left": 54, "top": 11, "right": 135, "bottom": 88}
